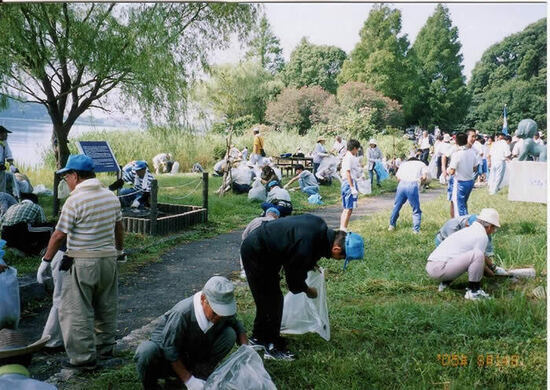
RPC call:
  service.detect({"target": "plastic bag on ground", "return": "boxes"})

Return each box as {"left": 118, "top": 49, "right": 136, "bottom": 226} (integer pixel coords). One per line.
{"left": 307, "top": 193, "right": 323, "bottom": 205}
{"left": 0, "top": 261, "right": 20, "bottom": 329}
{"left": 280, "top": 268, "right": 330, "bottom": 341}
{"left": 33, "top": 184, "right": 53, "bottom": 196}
{"left": 248, "top": 178, "right": 266, "bottom": 202}
{"left": 204, "top": 345, "right": 276, "bottom": 390}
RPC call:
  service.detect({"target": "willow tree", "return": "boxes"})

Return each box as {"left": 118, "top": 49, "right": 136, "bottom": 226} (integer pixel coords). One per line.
{"left": 0, "top": 3, "right": 257, "bottom": 169}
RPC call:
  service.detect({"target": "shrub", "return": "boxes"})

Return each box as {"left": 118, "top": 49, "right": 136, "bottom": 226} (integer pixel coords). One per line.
{"left": 265, "top": 86, "right": 334, "bottom": 135}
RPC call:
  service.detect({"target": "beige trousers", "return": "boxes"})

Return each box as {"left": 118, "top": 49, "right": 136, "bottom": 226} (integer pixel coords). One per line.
{"left": 426, "top": 249, "right": 484, "bottom": 283}
{"left": 58, "top": 256, "right": 118, "bottom": 365}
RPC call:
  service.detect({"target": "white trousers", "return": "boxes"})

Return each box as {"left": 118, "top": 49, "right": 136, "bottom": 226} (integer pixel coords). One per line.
{"left": 41, "top": 250, "right": 65, "bottom": 347}
{"left": 488, "top": 162, "right": 505, "bottom": 195}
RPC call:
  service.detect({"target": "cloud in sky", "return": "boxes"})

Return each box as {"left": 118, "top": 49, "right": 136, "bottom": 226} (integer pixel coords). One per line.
{"left": 214, "top": 2, "right": 546, "bottom": 80}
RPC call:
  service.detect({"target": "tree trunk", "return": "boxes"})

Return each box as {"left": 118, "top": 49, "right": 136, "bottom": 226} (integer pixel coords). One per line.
{"left": 52, "top": 123, "right": 71, "bottom": 215}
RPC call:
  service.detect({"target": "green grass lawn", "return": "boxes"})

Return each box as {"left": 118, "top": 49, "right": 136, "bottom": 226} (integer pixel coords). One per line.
{"left": 73, "top": 185, "right": 545, "bottom": 389}
{"left": 5, "top": 173, "right": 396, "bottom": 275}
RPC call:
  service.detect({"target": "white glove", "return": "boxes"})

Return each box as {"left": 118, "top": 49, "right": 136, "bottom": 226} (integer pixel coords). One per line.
{"left": 185, "top": 376, "right": 205, "bottom": 390}
{"left": 36, "top": 259, "right": 52, "bottom": 284}
{"left": 131, "top": 199, "right": 140, "bottom": 208}
{"left": 351, "top": 187, "right": 358, "bottom": 197}
{"left": 494, "top": 266, "right": 508, "bottom": 276}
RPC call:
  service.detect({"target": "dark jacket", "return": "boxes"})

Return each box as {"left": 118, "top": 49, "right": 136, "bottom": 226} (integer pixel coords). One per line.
{"left": 150, "top": 296, "right": 245, "bottom": 364}
{"left": 241, "top": 214, "right": 334, "bottom": 294}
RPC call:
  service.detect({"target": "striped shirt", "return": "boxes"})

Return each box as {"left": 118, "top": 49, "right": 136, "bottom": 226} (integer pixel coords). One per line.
{"left": 0, "top": 199, "right": 46, "bottom": 229}
{"left": 121, "top": 162, "right": 154, "bottom": 193}
{"left": 56, "top": 178, "right": 122, "bottom": 257}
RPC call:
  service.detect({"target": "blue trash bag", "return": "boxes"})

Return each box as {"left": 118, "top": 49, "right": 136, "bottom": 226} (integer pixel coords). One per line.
{"left": 374, "top": 161, "right": 389, "bottom": 182}
{"left": 308, "top": 193, "right": 323, "bottom": 205}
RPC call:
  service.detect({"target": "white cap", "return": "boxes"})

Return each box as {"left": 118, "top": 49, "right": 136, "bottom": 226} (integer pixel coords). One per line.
{"left": 477, "top": 208, "right": 500, "bottom": 227}
{"left": 443, "top": 134, "right": 451, "bottom": 142}
{"left": 369, "top": 138, "right": 377, "bottom": 145}
{"left": 203, "top": 276, "right": 237, "bottom": 316}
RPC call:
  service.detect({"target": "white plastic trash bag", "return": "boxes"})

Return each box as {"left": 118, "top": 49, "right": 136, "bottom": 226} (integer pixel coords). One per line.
{"left": 0, "top": 263, "right": 20, "bottom": 329}
{"left": 280, "top": 268, "right": 330, "bottom": 341}
{"left": 204, "top": 345, "right": 277, "bottom": 390}
{"left": 248, "top": 178, "right": 266, "bottom": 202}
{"left": 427, "top": 157, "right": 438, "bottom": 180}
{"left": 357, "top": 176, "right": 371, "bottom": 195}
{"left": 316, "top": 156, "right": 339, "bottom": 182}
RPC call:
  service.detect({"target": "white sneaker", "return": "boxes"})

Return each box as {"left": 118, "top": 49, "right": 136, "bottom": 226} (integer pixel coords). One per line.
{"left": 240, "top": 270, "right": 247, "bottom": 280}
{"left": 388, "top": 225, "right": 395, "bottom": 231}
{"left": 412, "top": 230, "right": 420, "bottom": 235}
{"left": 464, "top": 288, "right": 491, "bottom": 300}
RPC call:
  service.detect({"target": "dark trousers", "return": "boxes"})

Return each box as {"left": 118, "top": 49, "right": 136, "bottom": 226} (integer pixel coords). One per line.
{"left": 241, "top": 239, "right": 283, "bottom": 346}
{"left": 420, "top": 148, "right": 430, "bottom": 165}
{"left": 2, "top": 222, "right": 53, "bottom": 255}
{"left": 232, "top": 183, "right": 251, "bottom": 194}
{"left": 261, "top": 202, "right": 292, "bottom": 217}
{"left": 134, "top": 328, "right": 236, "bottom": 389}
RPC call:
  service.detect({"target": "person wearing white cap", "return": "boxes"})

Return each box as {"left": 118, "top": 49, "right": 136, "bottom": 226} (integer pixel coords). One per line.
{"left": 250, "top": 127, "right": 265, "bottom": 165}
{"left": 0, "top": 329, "right": 55, "bottom": 389}
{"left": 425, "top": 208, "right": 501, "bottom": 300}
{"left": 312, "top": 136, "right": 329, "bottom": 176}
{"left": 367, "top": 138, "right": 383, "bottom": 187}
{"left": 134, "top": 276, "right": 248, "bottom": 390}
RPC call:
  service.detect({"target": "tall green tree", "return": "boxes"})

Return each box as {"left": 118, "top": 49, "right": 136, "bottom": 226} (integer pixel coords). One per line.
{"left": 410, "top": 4, "right": 470, "bottom": 130}
{"left": 338, "top": 5, "right": 411, "bottom": 103}
{"left": 198, "top": 61, "right": 277, "bottom": 126}
{"left": 467, "top": 18, "right": 546, "bottom": 134}
{"left": 283, "top": 38, "right": 346, "bottom": 94}
{"left": 0, "top": 3, "right": 257, "bottom": 168}
{"left": 245, "top": 14, "right": 284, "bottom": 74}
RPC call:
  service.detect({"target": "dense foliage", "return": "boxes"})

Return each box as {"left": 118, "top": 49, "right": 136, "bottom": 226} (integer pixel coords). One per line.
{"left": 409, "top": 4, "right": 470, "bottom": 130}
{"left": 245, "top": 14, "right": 285, "bottom": 74}
{"left": 338, "top": 5, "right": 411, "bottom": 103}
{"left": 466, "top": 18, "right": 546, "bottom": 134}
{"left": 282, "top": 38, "right": 347, "bottom": 94}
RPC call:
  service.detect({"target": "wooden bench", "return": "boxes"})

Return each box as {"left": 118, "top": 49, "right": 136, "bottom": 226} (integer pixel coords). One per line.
{"left": 274, "top": 157, "right": 313, "bottom": 177}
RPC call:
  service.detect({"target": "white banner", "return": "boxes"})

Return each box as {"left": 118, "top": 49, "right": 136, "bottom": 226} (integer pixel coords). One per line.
{"left": 508, "top": 161, "right": 547, "bottom": 204}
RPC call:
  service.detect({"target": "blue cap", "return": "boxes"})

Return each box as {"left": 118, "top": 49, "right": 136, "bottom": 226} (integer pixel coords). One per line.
{"left": 265, "top": 207, "right": 280, "bottom": 217}
{"left": 56, "top": 154, "right": 95, "bottom": 174}
{"left": 468, "top": 214, "right": 477, "bottom": 225}
{"left": 133, "top": 160, "right": 148, "bottom": 170}
{"left": 267, "top": 180, "right": 279, "bottom": 190}
{"left": 343, "top": 232, "right": 364, "bottom": 270}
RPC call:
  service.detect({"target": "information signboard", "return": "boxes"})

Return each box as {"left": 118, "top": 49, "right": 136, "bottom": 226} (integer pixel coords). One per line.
{"left": 76, "top": 141, "right": 120, "bottom": 173}
{"left": 508, "top": 161, "right": 547, "bottom": 204}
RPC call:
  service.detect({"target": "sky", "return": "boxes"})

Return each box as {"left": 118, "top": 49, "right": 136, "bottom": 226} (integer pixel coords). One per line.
{"left": 214, "top": 2, "right": 547, "bottom": 81}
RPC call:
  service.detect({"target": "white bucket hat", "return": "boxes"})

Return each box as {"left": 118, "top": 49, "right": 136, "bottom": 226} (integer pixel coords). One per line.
{"left": 369, "top": 138, "right": 377, "bottom": 145}
{"left": 477, "top": 208, "right": 500, "bottom": 227}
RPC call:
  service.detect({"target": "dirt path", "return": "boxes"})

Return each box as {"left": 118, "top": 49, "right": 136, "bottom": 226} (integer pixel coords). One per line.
{"left": 20, "top": 187, "right": 444, "bottom": 384}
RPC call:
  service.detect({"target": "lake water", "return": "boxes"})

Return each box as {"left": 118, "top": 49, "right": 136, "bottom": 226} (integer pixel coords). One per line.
{"left": 0, "top": 117, "right": 140, "bottom": 167}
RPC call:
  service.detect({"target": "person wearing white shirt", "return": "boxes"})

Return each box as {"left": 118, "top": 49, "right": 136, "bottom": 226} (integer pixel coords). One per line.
{"left": 340, "top": 139, "right": 361, "bottom": 231}
{"left": 426, "top": 208, "right": 500, "bottom": 300}
{"left": 0, "top": 126, "right": 14, "bottom": 193}
{"left": 419, "top": 131, "right": 431, "bottom": 165}
{"left": 488, "top": 133, "right": 511, "bottom": 195}
{"left": 332, "top": 135, "right": 347, "bottom": 159}
{"left": 511, "top": 138, "right": 524, "bottom": 159}
{"left": 388, "top": 158, "right": 428, "bottom": 233}
{"left": 448, "top": 132, "right": 477, "bottom": 217}
{"left": 439, "top": 134, "right": 455, "bottom": 184}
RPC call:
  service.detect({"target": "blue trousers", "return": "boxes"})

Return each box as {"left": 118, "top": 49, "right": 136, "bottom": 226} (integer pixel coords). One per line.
{"left": 261, "top": 202, "right": 292, "bottom": 217}
{"left": 368, "top": 169, "right": 380, "bottom": 186}
{"left": 389, "top": 181, "right": 422, "bottom": 232}
{"left": 451, "top": 179, "right": 474, "bottom": 216}
{"left": 301, "top": 184, "right": 319, "bottom": 195}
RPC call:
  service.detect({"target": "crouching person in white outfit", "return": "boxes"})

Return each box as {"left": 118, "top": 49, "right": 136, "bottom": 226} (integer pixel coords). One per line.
{"left": 425, "top": 208, "right": 500, "bottom": 300}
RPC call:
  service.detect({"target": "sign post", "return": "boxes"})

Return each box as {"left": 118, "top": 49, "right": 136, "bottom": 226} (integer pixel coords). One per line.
{"left": 76, "top": 141, "right": 120, "bottom": 173}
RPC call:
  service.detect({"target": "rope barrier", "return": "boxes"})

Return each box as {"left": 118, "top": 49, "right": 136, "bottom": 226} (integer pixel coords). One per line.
{"left": 117, "top": 189, "right": 144, "bottom": 198}
{"left": 161, "top": 179, "right": 203, "bottom": 190}
{"left": 162, "top": 180, "right": 203, "bottom": 200}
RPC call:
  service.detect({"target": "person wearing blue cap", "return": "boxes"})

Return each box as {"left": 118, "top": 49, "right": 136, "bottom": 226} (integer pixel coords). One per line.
{"left": 109, "top": 160, "right": 155, "bottom": 208}
{"left": 241, "top": 214, "right": 364, "bottom": 361}
{"left": 261, "top": 180, "right": 292, "bottom": 217}
{"left": 38, "top": 154, "right": 125, "bottom": 370}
